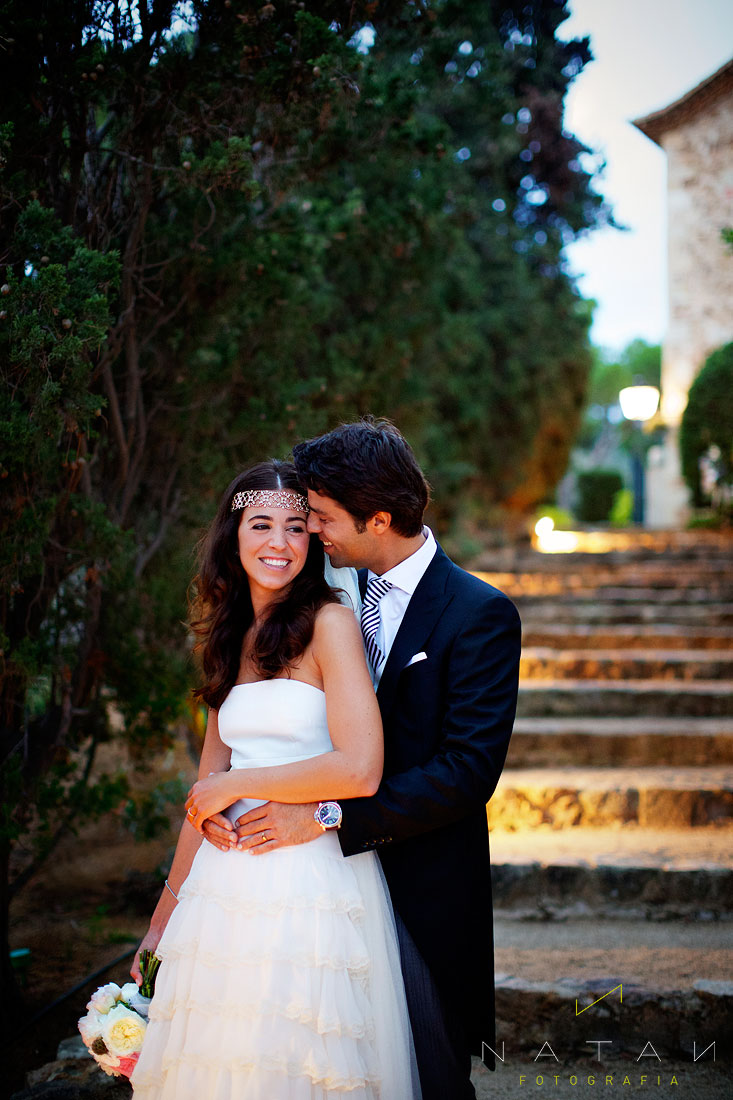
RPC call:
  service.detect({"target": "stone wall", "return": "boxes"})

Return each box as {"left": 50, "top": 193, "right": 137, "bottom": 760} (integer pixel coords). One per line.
{"left": 643, "top": 79, "right": 733, "bottom": 528}
{"left": 661, "top": 87, "right": 733, "bottom": 428}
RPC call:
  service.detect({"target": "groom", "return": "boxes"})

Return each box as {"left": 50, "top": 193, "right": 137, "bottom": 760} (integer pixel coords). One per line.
{"left": 206, "top": 419, "right": 520, "bottom": 1099}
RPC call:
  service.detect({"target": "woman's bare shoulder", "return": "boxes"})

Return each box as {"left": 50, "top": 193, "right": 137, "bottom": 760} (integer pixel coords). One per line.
{"left": 312, "top": 601, "right": 362, "bottom": 650}
{"left": 314, "top": 600, "right": 360, "bottom": 633}
{"left": 312, "top": 601, "right": 370, "bottom": 684}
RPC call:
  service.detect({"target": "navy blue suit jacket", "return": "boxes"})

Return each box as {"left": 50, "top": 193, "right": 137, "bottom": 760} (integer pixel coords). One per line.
{"left": 338, "top": 544, "right": 521, "bottom": 1054}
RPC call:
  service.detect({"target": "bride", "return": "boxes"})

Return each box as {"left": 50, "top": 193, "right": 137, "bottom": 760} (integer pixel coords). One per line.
{"left": 130, "top": 460, "right": 419, "bottom": 1099}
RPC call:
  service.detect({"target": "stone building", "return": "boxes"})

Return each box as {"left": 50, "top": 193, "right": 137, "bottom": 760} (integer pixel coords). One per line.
{"left": 634, "top": 58, "right": 733, "bottom": 527}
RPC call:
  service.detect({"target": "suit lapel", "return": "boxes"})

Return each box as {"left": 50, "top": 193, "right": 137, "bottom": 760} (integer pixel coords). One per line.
{"left": 376, "top": 546, "right": 454, "bottom": 715}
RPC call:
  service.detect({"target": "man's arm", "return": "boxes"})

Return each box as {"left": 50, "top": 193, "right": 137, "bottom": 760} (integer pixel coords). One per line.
{"left": 338, "top": 591, "right": 521, "bottom": 855}
{"left": 226, "top": 590, "right": 520, "bottom": 855}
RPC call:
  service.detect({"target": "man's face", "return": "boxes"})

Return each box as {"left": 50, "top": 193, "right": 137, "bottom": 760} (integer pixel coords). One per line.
{"left": 306, "top": 489, "right": 375, "bottom": 570}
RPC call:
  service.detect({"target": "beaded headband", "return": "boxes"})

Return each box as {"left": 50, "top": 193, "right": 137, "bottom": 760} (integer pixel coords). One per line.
{"left": 231, "top": 489, "right": 310, "bottom": 514}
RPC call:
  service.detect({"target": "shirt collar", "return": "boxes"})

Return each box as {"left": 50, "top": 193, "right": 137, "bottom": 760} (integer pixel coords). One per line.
{"left": 368, "top": 526, "right": 437, "bottom": 596}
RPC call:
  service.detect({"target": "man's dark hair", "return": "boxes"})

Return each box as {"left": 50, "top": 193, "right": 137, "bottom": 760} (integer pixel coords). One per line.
{"left": 292, "top": 419, "right": 430, "bottom": 538}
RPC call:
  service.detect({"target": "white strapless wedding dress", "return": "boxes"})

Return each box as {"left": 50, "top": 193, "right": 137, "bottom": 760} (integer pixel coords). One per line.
{"left": 131, "top": 679, "right": 420, "bottom": 1100}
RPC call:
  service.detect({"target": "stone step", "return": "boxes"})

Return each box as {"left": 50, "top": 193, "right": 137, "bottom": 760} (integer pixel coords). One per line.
{"left": 517, "top": 680, "right": 733, "bottom": 718}
{"left": 516, "top": 600, "right": 733, "bottom": 625}
{"left": 520, "top": 647, "right": 733, "bottom": 681}
{"left": 587, "top": 587, "right": 729, "bottom": 603}
{"left": 483, "top": 575, "right": 733, "bottom": 599}
{"left": 478, "top": 565, "right": 733, "bottom": 597}
{"left": 472, "top": 531, "right": 733, "bottom": 571}
{"left": 508, "top": 717, "right": 733, "bottom": 766}
{"left": 488, "top": 766, "right": 733, "bottom": 828}
{"left": 521, "top": 623, "right": 733, "bottom": 650}
{"left": 490, "top": 826, "right": 733, "bottom": 916}
{"left": 492, "top": 917, "right": 731, "bottom": 1060}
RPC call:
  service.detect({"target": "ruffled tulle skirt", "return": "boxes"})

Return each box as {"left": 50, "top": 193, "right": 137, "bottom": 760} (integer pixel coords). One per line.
{"left": 131, "top": 833, "right": 419, "bottom": 1099}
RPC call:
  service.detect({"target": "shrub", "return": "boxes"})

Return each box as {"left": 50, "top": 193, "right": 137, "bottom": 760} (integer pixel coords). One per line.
{"left": 533, "top": 504, "right": 575, "bottom": 530}
{"left": 679, "top": 342, "right": 733, "bottom": 507}
{"left": 609, "top": 488, "right": 634, "bottom": 527}
{"left": 576, "top": 469, "right": 624, "bottom": 523}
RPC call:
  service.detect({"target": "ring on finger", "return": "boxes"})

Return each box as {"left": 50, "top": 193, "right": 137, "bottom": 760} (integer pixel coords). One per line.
{"left": 187, "top": 807, "right": 197, "bottom": 818}
{"left": 261, "top": 831, "right": 268, "bottom": 843}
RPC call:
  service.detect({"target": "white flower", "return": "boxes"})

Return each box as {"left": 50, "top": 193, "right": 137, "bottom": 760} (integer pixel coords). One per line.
{"left": 78, "top": 1009, "right": 103, "bottom": 1046}
{"left": 101, "top": 1003, "right": 147, "bottom": 1056}
{"left": 87, "top": 982, "right": 121, "bottom": 1014}
{"left": 119, "top": 982, "right": 151, "bottom": 1018}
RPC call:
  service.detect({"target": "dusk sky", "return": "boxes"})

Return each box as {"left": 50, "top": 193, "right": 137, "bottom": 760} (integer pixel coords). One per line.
{"left": 559, "top": 0, "right": 733, "bottom": 353}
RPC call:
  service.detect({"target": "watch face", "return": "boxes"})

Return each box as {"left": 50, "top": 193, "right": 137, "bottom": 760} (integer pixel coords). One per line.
{"left": 317, "top": 802, "right": 342, "bottom": 828}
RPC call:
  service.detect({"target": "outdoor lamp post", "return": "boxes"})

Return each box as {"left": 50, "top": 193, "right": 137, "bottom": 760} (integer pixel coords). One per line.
{"left": 619, "top": 384, "right": 660, "bottom": 525}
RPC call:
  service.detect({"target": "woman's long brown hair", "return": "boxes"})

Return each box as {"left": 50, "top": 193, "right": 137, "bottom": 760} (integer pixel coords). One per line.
{"left": 190, "top": 460, "right": 338, "bottom": 709}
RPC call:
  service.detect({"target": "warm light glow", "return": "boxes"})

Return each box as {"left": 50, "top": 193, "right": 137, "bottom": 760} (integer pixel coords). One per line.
{"left": 619, "top": 385, "right": 660, "bottom": 422}
{"left": 533, "top": 515, "right": 578, "bottom": 551}
{"left": 660, "top": 383, "right": 688, "bottom": 426}
{"left": 526, "top": 529, "right": 674, "bottom": 555}
{"left": 532, "top": 517, "right": 579, "bottom": 553}
{"left": 536, "top": 529, "right": 580, "bottom": 553}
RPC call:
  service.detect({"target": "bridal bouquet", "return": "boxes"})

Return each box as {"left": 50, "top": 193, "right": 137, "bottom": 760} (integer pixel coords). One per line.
{"left": 78, "top": 950, "right": 161, "bottom": 1078}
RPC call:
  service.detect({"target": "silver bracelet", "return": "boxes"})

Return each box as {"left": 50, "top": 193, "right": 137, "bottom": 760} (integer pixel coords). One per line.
{"left": 164, "top": 878, "right": 178, "bottom": 901}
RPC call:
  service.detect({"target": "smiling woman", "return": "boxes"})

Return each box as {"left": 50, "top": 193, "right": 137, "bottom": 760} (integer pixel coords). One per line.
{"left": 128, "top": 458, "right": 419, "bottom": 1099}
{"left": 237, "top": 502, "right": 310, "bottom": 605}
{"left": 189, "top": 461, "right": 338, "bottom": 708}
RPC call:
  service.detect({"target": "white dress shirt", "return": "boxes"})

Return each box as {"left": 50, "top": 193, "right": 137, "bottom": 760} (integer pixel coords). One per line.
{"left": 367, "top": 526, "right": 437, "bottom": 685}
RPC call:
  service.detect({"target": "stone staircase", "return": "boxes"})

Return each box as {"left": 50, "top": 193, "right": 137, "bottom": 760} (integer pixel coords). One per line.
{"left": 474, "top": 531, "right": 733, "bottom": 1069}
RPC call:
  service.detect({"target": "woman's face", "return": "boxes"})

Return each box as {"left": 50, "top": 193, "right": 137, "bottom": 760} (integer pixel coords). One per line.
{"left": 237, "top": 503, "right": 310, "bottom": 603}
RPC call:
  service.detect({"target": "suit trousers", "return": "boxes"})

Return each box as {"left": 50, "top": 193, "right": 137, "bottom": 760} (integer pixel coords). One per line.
{"left": 394, "top": 910, "right": 477, "bottom": 1100}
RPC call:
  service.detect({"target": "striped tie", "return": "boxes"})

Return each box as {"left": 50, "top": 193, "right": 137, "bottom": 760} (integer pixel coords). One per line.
{"left": 361, "top": 577, "right": 393, "bottom": 672}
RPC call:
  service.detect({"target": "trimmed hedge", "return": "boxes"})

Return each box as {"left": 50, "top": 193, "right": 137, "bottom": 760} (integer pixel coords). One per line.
{"left": 576, "top": 469, "right": 624, "bottom": 523}
{"left": 679, "top": 342, "right": 733, "bottom": 506}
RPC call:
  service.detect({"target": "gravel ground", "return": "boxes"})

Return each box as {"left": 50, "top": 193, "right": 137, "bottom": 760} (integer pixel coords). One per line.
{"left": 494, "top": 917, "right": 733, "bottom": 989}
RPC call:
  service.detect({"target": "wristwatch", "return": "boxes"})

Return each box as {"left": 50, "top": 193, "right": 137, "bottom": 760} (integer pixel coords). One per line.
{"left": 314, "top": 801, "right": 343, "bottom": 831}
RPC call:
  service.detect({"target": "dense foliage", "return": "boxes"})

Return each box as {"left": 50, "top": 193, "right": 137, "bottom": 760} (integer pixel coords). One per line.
{"left": 679, "top": 341, "right": 733, "bottom": 509}
{"left": 0, "top": 0, "right": 606, "bottom": 1013}
{"left": 575, "top": 468, "right": 623, "bottom": 523}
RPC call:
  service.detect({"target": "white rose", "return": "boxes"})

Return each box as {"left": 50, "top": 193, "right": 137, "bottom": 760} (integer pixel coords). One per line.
{"left": 102, "top": 1003, "right": 147, "bottom": 1056}
{"left": 88, "top": 982, "right": 121, "bottom": 1014}
{"left": 78, "top": 1009, "right": 104, "bottom": 1046}
{"left": 119, "top": 982, "right": 151, "bottom": 1019}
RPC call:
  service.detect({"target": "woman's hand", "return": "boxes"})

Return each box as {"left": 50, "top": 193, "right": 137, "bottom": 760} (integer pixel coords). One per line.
{"left": 185, "top": 771, "right": 238, "bottom": 832}
{"left": 131, "top": 927, "right": 164, "bottom": 986}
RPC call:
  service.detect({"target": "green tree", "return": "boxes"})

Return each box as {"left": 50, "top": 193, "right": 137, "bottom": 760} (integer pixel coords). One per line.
{"left": 0, "top": 0, "right": 604, "bottom": 1020}
{"left": 360, "top": 0, "right": 608, "bottom": 515}
{"left": 0, "top": 0, "right": 399, "bottom": 1020}
{"left": 576, "top": 340, "right": 661, "bottom": 452}
{"left": 618, "top": 338, "right": 661, "bottom": 389}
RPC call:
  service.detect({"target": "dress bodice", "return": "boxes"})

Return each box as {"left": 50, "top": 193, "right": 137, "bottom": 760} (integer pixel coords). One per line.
{"left": 218, "top": 679, "right": 333, "bottom": 772}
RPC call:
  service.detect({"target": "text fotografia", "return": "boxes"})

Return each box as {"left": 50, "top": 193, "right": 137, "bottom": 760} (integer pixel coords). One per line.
{"left": 517, "top": 1074, "right": 679, "bottom": 1087}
